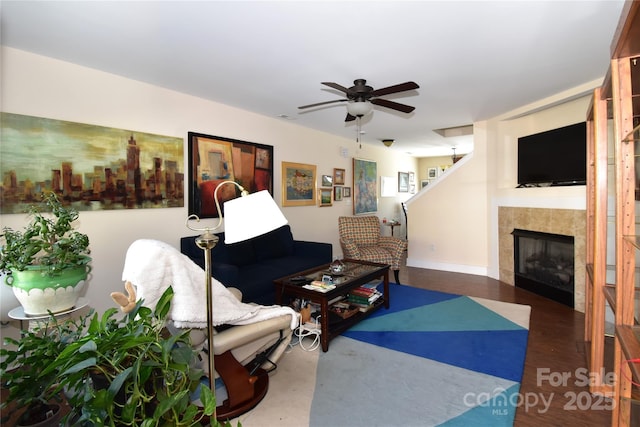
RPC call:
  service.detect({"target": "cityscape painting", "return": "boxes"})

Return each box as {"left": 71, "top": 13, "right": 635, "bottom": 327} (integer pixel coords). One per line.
{"left": 0, "top": 113, "right": 184, "bottom": 214}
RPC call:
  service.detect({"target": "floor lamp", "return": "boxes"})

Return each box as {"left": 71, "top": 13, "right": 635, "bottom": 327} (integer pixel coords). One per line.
{"left": 186, "top": 182, "right": 288, "bottom": 420}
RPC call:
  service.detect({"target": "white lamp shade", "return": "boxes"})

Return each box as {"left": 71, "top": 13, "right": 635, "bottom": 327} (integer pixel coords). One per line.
{"left": 346, "top": 101, "right": 373, "bottom": 117}
{"left": 222, "top": 190, "right": 288, "bottom": 244}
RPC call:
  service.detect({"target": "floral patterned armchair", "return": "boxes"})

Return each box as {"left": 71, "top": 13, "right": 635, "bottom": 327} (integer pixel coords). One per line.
{"left": 338, "top": 215, "right": 406, "bottom": 284}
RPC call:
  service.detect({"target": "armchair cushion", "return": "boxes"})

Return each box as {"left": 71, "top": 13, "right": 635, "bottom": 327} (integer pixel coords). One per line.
{"left": 339, "top": 215, "right": 381, "bottom": 246}
{"left": 339, "top": 238, "right": 360, "bottom": 259}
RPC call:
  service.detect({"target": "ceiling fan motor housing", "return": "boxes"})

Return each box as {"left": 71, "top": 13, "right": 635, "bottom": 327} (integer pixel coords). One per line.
{"left": 349, "top": 79, "right": 375, "bottom": 102}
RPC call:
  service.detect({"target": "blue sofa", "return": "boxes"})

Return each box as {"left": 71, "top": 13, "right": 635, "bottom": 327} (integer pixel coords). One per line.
{"left": 180, "top": 225, "right": 332, "bottom": 305}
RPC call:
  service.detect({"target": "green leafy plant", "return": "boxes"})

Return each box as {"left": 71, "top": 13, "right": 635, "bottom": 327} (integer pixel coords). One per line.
{"left": 0, "top": 315, "right": 73, "bottom": 424}
{"left": 1, "top": 288, "right": 227, "bottom": 426}
{"left": 0, "top": 191, "right": 91, "bottom": 276}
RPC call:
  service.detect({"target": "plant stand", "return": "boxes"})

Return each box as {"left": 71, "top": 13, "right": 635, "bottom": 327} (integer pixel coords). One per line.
{"left": 8, "top": 297, "right": 90, "bottom": 332}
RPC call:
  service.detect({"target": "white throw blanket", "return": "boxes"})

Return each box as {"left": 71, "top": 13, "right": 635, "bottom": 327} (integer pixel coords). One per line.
{"left": 121, "top": 239, "right": 297, "bottom": 330}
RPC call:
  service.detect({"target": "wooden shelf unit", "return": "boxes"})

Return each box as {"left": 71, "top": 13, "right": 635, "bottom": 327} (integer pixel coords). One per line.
{"left": 585, "top": 2, "right": 640, "bottom": 425}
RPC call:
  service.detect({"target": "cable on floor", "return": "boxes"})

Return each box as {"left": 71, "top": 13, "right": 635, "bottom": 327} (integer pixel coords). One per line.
{"left": 288, "top": 316, "right": 321, "bottom": 352}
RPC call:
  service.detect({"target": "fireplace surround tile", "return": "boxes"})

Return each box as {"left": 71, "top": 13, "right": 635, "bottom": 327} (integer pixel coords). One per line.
{"left": 499, "top": 206, "right": 586, "bottom": 312}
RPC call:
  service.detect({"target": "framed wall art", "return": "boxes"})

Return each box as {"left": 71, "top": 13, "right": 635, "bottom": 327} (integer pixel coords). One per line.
{"left": 319, "top": 188, "right": 333, "bottom": 207}
{"left": 334, "top": 186, "right": 343, "bottom": 201}
{"left": 333, "top": 168, "right": 346, "bottom": 185}
{"left": 188, "top": 132, "right": 273, "bottom": 218}
{"left": 380, "top": 176, "right": 396, "bottom": 197}
{"left": 321, "top": 174, "right": 333, "bottom": 187}
{"left": 0, "top": 112, "right": 184, "bottom": 214}
{"left": 398, "top": 172, "right": 410, "bottom": 193}
{"left": 282, "top": 161, "right": 317, "bottom": 207}
{"left": 343, "top": 187, "right": 351, "bottom": 198}
{"left": 353, "top": 158, "right": 377, "bottom": 215}
{"left": 427, "top": 167, "right": 438, "bottom": 179}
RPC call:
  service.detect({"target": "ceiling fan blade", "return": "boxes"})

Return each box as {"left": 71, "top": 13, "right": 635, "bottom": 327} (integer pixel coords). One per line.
{"left": 370, "top": 98, "right": 415, "bottom": 113}
{"left": 370, "top": 81, "right": 419, "bottom": 97}
{"left": 322, "top": 82, "right": 350, "bottom": 93}
{"left": 298, "top": 99, "right": 348, "bottom": 109}
{"left": 345, "top": 113, "right": 356, "bottom": 122}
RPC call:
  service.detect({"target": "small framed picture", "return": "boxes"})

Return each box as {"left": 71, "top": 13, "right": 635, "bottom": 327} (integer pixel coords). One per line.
{"left": 334, "top": 186, "right": 343, "bottom": 201}
{"left": 282, "top": 161, "right": 316, "bottom": 207}
{"left": 343, "top": 187, "right": 351, "bottom": 198}
{"left": 322, "top": 174, "right": 333, "bottom": 187}
{"left": 333, "top": 168, "right": 346, "bottom": 185}
{"left": 319, "top": 188, "right": 333, "bottom": 206}
{"left": 398, "top": 172, "right": 409, "bottom": 193}
{"left": 409, "top": 171, "right": 415, "bottom": 184}
{"left": 427, "top": 167, "right": 438, "bottom": 179}
{"left": 421, "top": 180, "right": 429, "bottom": 189}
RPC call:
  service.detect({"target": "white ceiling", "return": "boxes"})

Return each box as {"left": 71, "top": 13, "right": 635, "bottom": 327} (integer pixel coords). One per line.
{"left": 0, "top": 1, "right": 626, "bottom": 157}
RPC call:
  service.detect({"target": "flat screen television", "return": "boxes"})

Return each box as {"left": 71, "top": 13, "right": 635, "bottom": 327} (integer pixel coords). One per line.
{"left": 517, "top": 121, "right": 587, "bottom": 187}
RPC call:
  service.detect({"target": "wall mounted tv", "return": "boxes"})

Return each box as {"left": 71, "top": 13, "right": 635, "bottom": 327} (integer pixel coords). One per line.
{"left": 517, "top": 121, "right": 587, "bottom": 187}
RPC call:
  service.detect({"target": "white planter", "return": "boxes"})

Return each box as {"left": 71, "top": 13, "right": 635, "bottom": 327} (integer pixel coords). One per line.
{"left": 7, "top": 266, "right": 89, "bottom": 315}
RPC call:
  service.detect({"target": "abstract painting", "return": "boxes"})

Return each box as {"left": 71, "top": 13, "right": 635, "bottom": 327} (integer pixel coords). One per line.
{"left": 187, "top": 132, "right": 273, "bottom": 218}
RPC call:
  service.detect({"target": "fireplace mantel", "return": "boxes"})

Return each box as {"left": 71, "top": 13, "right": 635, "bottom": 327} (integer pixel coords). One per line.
{"left": 498, "top": 206, "right": 586, "bottom": 312}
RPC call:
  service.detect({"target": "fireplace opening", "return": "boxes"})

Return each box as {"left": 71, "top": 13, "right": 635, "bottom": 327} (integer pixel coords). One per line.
{"left": 512, "top": 228, "right": 574, "bottom": 308}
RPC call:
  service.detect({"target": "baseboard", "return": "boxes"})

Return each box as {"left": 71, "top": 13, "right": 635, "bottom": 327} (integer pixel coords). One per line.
{"left": 405, "top": 258, "right": 488, "bottom": 277}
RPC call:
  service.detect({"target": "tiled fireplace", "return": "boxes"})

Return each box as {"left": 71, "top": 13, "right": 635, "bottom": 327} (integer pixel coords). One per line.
{"left": 498, "top": 207, "right": 586, "bottom": 312}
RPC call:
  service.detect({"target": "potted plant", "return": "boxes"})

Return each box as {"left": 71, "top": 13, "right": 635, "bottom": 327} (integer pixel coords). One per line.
{"left": 0, "top": 192, "right": 91, "bottom": 315}
{"left": 0, "top": 316, "right": 71, "bottom": 426}
{"left": 1, "top": 287, "right": 223, "bottom": 427}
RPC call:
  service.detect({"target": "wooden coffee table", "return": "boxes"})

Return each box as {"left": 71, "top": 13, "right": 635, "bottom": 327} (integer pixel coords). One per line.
{"left": 274, "top": 259, "right": 389, "bottom": 352}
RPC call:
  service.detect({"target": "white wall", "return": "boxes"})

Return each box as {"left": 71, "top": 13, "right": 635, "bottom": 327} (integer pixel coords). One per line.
{"left": 0, "top": 47, "right": 418, "bottom": 318}
{"left": 406, "top": 134, "right": 489, "bottom": 275}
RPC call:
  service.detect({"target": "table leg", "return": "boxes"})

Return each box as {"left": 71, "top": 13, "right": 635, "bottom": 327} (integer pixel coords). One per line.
{"left": 320, "top": 298, "right": 329, "bottom": 352}
{"left": 383, "top": 270, "right": 390, "bottom": 309}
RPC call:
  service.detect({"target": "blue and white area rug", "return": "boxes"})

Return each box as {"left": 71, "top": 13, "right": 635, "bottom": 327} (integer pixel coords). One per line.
{"left": 233, "top": 284, "right": 531, "bottom": 427}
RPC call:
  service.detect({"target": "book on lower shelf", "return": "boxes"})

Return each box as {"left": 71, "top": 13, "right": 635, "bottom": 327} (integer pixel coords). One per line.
{"left": 347, "top": 288, "right": 382, "bottom": 311}
{"left": 361, "top": 279, "right": 382, "bottom": 289}
{"left": 347, "top": 294, "right": 379, "bottom": 304}
{"left": 349, "top": 287, "right": 377, "bottom": 298}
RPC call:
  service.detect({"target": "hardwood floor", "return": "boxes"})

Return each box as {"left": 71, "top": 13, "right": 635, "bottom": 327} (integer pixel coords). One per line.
{"left": 399, "top": 263, "right": 612, "bottom": 427}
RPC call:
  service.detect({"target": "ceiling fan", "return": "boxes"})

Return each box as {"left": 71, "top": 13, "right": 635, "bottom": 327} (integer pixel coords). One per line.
{"left": 298, "top": 79, "right": 419, "bottom": 122}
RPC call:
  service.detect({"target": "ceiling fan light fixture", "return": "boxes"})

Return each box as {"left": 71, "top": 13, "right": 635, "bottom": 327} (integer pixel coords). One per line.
{"left": 346, "top": 101, "right": 373, "bottom": 117}
{"left": 382, "top": 139, "right": 394, "bottom": 147}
